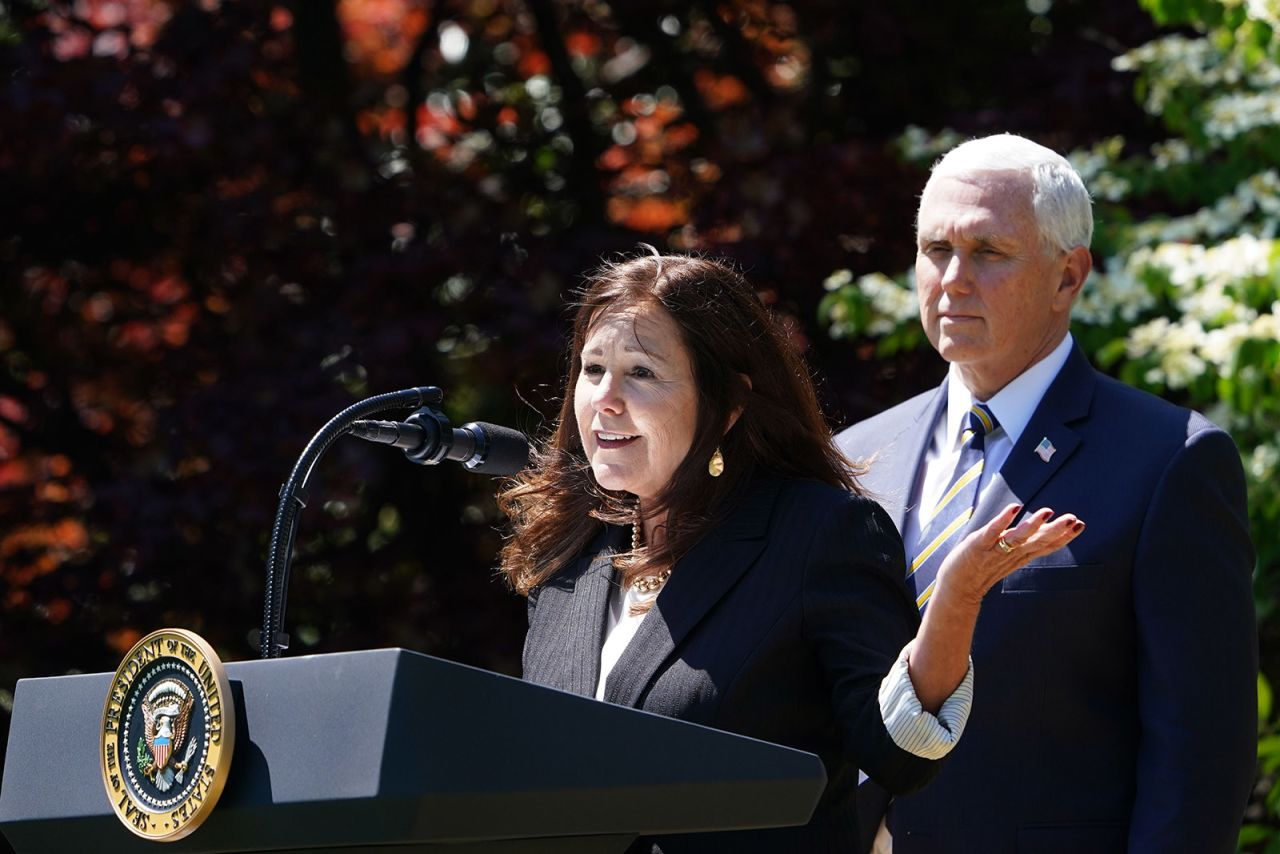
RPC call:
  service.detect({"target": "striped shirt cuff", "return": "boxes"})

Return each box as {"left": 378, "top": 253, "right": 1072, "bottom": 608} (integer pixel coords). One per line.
{"left": 878, "top": 639, "right": 973, "bottom": 760}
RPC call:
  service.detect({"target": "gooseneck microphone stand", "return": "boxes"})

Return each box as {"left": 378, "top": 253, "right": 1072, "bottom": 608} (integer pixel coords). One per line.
{"left": 259, "top": 386, "right": 442, "bottom": 659}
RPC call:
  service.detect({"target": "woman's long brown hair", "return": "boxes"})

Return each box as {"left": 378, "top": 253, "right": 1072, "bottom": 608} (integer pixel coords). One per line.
{"left": 498, "top": 252, "right": 863, "bottom": 595}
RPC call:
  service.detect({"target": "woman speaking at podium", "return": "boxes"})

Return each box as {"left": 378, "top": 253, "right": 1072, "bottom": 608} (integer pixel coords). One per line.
{"left": 498, "top": 251, "right": 1080, "bottom": 852}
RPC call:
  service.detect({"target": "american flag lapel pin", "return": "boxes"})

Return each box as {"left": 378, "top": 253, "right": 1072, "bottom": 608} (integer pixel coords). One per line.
{"left": 1035, "top": 437, "right": 1056, "bottom": 462}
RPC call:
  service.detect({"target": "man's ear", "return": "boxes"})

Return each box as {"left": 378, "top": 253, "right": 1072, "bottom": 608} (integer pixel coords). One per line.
{"left": 725, "top": 373, "right": 753, "bottom": 433}
{"left": 1053, "top": 245, "right": 1092, "bottom": 312}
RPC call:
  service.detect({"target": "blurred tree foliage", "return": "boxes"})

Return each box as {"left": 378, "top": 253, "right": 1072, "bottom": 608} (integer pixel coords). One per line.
{"left": 0, "top": 0, "right": 1156, "bottom": 807}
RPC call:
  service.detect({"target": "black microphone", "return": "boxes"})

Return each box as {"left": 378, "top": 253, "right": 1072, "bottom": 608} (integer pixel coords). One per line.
{"left": 349, "top": 416, "right": 529, "bottom": 475}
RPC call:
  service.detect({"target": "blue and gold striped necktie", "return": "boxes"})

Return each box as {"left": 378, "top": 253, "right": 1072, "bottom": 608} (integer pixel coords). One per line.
{"left": 909, "top": 402, "right": 1000, "bottom": 611}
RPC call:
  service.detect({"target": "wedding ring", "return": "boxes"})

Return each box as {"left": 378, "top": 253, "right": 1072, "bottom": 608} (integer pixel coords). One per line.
{"left": 996, "top": 536, "right": 1016, "bottom": 555}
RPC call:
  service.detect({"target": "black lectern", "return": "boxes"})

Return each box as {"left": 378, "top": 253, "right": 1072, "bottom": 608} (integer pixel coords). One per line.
{"left": 0, "top": 648, "right": 826, "bottom": 853}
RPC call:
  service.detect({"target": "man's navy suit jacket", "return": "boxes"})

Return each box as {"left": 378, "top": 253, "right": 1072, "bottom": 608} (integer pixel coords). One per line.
{"left": 835, "top": 344, "right": 1257, "bottom": 853}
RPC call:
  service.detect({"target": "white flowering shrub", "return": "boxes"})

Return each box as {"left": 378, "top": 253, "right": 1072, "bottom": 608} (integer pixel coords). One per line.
{"left": 820, "top": 269, "right": 925, "bottom": 355}
{"left": 820, "top": 0, "right": 1280, "bottom": 841}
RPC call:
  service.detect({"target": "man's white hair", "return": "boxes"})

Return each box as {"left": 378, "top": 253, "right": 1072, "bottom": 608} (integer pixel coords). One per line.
{"left": 923, "top": 133, "right": 1093, "bottom": 253}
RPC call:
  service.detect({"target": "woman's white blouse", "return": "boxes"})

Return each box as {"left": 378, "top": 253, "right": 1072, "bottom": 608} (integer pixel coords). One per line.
{"left": 594, "top": 583, "right": 658, "bottom": 701}
{"left": 595, "top": 581, "right": 973, "bottom": 759}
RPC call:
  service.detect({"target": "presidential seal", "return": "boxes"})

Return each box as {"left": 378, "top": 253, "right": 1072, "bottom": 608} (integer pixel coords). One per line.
{"left": 100, "top": 628, "right": 235, "bottom": 841}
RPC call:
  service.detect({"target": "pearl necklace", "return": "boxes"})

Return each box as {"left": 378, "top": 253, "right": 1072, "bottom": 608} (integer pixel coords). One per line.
{"left": 630, "top": 507, "right": 671, "bottom": 594}
{"left": 630, "top": 570, "right": 671, "bottom": 594}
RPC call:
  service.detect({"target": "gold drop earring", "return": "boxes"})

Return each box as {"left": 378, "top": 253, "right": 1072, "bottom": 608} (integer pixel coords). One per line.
{"left": 708, "top": 447, "right": 725, "bottom": 477}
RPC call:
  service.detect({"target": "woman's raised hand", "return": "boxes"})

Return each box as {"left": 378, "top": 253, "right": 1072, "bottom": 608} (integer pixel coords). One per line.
{"left": 935, "top": 503, "right": 1085, "bottom": 607}
{"left": 909, "top": 503, "right": 1086, "bottom": 711}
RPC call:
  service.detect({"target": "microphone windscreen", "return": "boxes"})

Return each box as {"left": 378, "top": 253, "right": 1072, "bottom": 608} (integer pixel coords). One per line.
{"left": 466, "top": 422, "right": 530, "bottom": 475}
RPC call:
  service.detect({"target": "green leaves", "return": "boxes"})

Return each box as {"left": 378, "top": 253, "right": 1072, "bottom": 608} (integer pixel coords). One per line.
{"left": 1139, "top": 0, "right": 1225, "bottom": 28}
{"left": 818, "top": 270, "right": 925, "bottom": 359}
{"left": 136, "top": 736, "right": 152, "bottom": 777}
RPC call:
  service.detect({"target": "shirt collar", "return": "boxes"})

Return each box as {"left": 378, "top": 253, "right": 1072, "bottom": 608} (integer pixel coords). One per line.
{"left": 944, "top": 333, "right": 1075, "bottom": 450}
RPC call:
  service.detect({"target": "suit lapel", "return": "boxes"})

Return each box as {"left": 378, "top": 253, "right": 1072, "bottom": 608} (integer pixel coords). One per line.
{"left": 863, "top": 383, "right": 947, "bottom": 535}
{"left": 564, "top": 548, "right": 620, "bottom": 696}
{"left": 602, "top": 477, "right": 779, "bottom": 707}
{"left": 529, "top": 526, "right": 624, "bottom": 697}
{"left": 968, "top": 344, "right": 1095, "bottom": 531}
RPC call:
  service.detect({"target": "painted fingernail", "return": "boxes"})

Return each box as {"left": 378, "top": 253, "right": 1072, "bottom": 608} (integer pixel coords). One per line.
{"left": 1012, "top": 504, "right": 1023, "bottom": 516}
{"left": 1073, "top": 521, "right": 1086, "bottom": 533}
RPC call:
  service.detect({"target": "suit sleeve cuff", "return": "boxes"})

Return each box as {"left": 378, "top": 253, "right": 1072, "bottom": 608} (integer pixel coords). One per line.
{"left": 878, "top": 639, "right": 973, "bottom": 760}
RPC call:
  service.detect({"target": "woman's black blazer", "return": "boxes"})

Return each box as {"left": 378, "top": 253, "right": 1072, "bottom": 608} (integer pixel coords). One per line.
{"left": 523, "top": 474, "right": 945, "bottom": 853}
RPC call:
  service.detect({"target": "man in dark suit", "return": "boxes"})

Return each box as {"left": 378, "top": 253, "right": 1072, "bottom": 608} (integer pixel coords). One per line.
{"left": 836, "top": 133, "right": 1257, "bottom": 853}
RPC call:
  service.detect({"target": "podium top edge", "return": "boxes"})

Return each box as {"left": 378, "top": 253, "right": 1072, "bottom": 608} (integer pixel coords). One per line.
{"left": 13, "top": 647, "right": 441, "bottom": 685}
